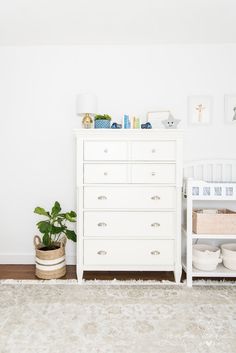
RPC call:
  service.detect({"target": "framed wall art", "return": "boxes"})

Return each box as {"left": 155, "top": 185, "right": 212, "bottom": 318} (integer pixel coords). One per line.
{"left": 188, "top": 96, "right": 212, "bottom": 126}
{"left": 224, "top": 95, "right": 236, "bottom": 124}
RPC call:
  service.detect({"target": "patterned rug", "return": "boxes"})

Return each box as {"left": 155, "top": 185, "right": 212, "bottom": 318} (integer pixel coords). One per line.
{"left": 0, "top": 283, "right": 236, "bottom": 353}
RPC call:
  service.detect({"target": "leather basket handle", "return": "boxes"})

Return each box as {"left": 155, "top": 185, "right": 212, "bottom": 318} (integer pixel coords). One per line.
{"left": 34, "top": 235, "right": 41, "bottom": 248}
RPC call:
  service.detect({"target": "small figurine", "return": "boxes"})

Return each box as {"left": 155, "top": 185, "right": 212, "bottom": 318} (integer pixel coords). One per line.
{"left": 162, "top": 114, "right": 180, "bottom": 129}
{"left": 111, "top": 122, "right": 122, "bottom": 129}
{"left": 141, "top": 122, "right": 152, "bottom": 129}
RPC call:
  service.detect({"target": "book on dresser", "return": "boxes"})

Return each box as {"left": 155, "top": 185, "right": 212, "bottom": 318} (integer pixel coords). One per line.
{"left": 75, "top": 129, "right": 183, "bottom": 283}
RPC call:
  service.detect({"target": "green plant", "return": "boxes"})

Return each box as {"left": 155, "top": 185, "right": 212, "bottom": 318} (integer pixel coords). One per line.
{"left": 34, "top": 201, "right": 77, "bottom": 250}
{"left": 94, "top": 114, "right": 112, "bottom": 121}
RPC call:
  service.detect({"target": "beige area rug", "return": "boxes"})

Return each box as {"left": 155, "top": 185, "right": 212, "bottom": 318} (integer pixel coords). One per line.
{"left": 0, "top": 283, "right": 236, "bottom": 353}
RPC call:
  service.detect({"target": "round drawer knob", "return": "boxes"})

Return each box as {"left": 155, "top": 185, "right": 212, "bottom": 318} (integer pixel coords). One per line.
{"left": 97, "top": 222, "right": 107, "bottom": 227}
{"left": 151, "top": 149, "right": 156, "bottom": 153}
{"left": 98, "top": 195, "right": 107, "bottom": 200}
{"left": 150, "top": 250, "right": 160, "bottom": 256}
{"left": 151, "top": 222, "right": 160, "bottom": 227}
{"left": 151, "top": 195, "right": 160, "bottom": 200}
{"left": 97, "top": 250, "right": 107, "bottom": 255}
{"left": 151, "top": 172, "right": 156, "bottom": 176}
{"left": 104, "top": 149, "right": 108, "bottom": 153}
{"left": 104, "top": 172, "right": 108, "bottom": 176}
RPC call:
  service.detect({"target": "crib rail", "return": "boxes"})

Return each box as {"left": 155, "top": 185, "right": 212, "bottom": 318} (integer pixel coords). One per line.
{"left": 184, "top": 160, "right": 236, "bottom": 182}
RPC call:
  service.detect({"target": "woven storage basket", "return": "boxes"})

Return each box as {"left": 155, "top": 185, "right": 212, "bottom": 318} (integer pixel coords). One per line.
{"left": 34, "top": 236, "right": 66, "bottom": 279}
{"left": 193, "top": 209, "right": 236, "bottom": 234}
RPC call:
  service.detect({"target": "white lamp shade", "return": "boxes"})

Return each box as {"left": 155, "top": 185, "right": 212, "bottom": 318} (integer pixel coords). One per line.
{"left": 76, "top": 93, "right": 97, "bottom": 116}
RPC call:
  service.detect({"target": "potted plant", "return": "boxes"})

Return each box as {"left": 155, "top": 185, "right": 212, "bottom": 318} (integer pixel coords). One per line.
{"left": 34, "top": 201, "right": 77, "bottom": 279}
{"left": 94, "top": 114, "right": 112, "bottom": 128}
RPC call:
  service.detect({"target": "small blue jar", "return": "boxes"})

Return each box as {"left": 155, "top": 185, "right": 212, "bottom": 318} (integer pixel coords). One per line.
{"left": 94, "top": 120, "right": 111, "bottom": 128}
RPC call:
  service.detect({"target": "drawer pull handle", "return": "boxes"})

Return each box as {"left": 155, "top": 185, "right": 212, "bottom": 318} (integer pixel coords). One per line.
{"left": 151, "top": 195, "right": 160, "bottom": 200}
{"left": 151, "top": 250, "right": 160, "bottom": 256}
{"left": 97, "top": 250, "right": 107, "bottom": 255}
{"left": 98, "top": 195, "right": 107, "bottom": 200}
{"left": 151, "top": 149, "right": 156, "bottom": 153}
{"left": 98, "top": 222, "right": 107, "bottom": 227}
{"left": 151, "top": 222, "right": 160, "bottom": 227}
{"left": 104, "top": 172, "right": 108, "bottom": 176}
{"left": 104, "top": 149, "right": 108, "bottom": 153}
{"left": 151, "top": 172, "right": 156, "bottom": 176}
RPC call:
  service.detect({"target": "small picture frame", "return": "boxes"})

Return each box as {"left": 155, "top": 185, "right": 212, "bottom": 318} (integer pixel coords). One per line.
{"left": 224, "top": 95, "right": 236, "bottom": 124}
{"left": 188, "top": 96, "right": 212, "bottom": 126}
{"left": 146, "top": 111, "right": 170, "bottom": 129}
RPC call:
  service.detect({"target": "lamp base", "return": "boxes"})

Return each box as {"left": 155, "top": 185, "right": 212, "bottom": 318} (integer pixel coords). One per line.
{"left": 82, "top": 113, "right": 93, "bottom": 129}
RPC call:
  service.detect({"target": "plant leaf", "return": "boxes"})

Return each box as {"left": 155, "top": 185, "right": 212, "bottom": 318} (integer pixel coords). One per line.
{"left": 42, "top": 233, "right": 50, "bottom": 247}
{"left": 65, "top": 212, "right": 76, "bottom": 222}
{"left": 37, "top": 221, "right": 51, "bottom": 234}
{"left": 34, "top": 207, "right": 48, "bottom": 217}
{"left": 68, "top": 211, "right": 77, "bottom": 218}
{"left": 65, "top": 229, "right": 77, "bottom": 242}
{"left": 51, "top": 201, "right": 61, "bottom": 217}
{"left": 51, "top": 225, "right": 63, "bottom": 234}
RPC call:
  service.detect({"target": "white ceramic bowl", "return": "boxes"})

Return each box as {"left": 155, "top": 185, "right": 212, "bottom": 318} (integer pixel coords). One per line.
{"left": 221, "top": 243, "right": 236, "bottom": 270}
{"left": 192, "top": 244, "right": 222, "bottom": 271}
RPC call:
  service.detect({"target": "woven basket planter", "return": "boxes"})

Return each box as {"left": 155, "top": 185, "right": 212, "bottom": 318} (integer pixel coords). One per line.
{"left": 34, "top": 236, "right": 66, "bottom": 279}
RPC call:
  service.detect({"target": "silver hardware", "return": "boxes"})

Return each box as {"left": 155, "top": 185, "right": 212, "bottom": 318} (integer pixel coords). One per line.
{"left": 151, "top": 172, "right": 156, "bottom": 176}
{"left": 151, "top": 195, "right": 160, "bottom": 200}
{"left": 104, "top": 172, "right": 108, "bottom": 176}
{"left": 97, "top": 250, "right": 107, "bottom": 255}
{"left": 98, "top": 222, "right": 107, "bottom": 227}
{"left": 151, "top": 149, "right": 156, "bottom": 153}
{"left": 150, "top": 250, "right": 160, "bottom": 255}
{"left": 104, "top": 149, "right": 108, "bottom": 153}
{"left": 151, "top": 222, "right": 160, "bottom": 227}
{"left": 98, "top": 196, "right": 107, "bottom": 200}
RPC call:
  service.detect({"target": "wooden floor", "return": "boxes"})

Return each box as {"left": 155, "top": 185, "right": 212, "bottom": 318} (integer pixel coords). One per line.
{"left": 0, "top": 265, "right": 185, "bottom": 282}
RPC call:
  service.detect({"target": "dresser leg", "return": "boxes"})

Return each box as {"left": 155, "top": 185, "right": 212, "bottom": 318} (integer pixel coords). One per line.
{"left": 186, "top": 275, "right": 192, "bottom": 287}
{"left": 77, "top": 269, "right": 84, "bottom": 284}
{"left": 174, "top": 266, "right": 182, "bottom": 284}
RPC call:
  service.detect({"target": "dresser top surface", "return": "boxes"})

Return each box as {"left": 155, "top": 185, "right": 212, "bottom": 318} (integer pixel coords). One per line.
{"left": 74, "top": 129, "right": 184, "bottom": 139}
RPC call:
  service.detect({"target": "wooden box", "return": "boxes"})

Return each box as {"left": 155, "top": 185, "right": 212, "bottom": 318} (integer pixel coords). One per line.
{"left": 192, "top": 209, "right": 236, "bottom": 234}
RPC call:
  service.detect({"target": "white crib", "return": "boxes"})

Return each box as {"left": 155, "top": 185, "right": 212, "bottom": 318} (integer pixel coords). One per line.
{"left": 182, "top": 160, "right": 236, "bottom": 286}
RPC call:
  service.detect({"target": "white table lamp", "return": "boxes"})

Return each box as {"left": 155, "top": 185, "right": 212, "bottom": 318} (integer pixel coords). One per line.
{"left": 76, "top": 93, "right": 97, "bottom": 128}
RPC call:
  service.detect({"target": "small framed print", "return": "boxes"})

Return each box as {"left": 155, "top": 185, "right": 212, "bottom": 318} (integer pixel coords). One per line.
{"left": 188, "top": 96, "right": 212, "bottom": 125}
{"left": 224, "top": 95, "right": 236, "bottom": 124}
{"left": 146, "top": 111, "right": 170, "bottom": 129}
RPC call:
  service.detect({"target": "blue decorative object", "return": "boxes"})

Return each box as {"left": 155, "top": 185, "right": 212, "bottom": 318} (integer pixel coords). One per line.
{"left": 124, "top": 115, "right": 131, "bottom": 128}
{"left": 141, "top": 122, "right": 152, "bottom": 129}
{"left": 94, "top": 120, "right": 111, "bottom": 129}
{"left": 111, "top": 122, "right": 122, "bottom": 129}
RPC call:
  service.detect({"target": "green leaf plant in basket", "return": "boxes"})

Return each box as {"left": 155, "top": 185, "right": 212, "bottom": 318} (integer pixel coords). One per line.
{"left": 33, "top": 201, "right": 77, "bottom": 279}
{"left": 94, "top": 114, "right": 112, "bottom": 128}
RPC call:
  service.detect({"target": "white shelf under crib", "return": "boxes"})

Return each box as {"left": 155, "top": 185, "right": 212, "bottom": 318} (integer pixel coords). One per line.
{"left": 182, "top": 160, "right": 236, "bottom": 287}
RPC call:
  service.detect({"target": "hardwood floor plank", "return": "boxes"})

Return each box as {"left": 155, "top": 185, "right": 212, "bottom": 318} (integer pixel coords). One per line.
{"left": 0, "top": 265, "right": 184, "bottom": 281}
{"left": 2, "top": 265, "right": 233, "bottom": 282}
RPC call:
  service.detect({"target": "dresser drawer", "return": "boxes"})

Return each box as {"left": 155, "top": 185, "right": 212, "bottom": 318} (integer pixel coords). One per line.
{"left": 84, "top": 141, "right": 127, "bottom": 160}
{"left": 84, "top": 239, "right": 174, "bottom": 265}
{"left": 84, "top": 164, "right": 128, "bottom": 183}
{"left": 84, "top": 211, "right": 175, "bottom": 237}
{"left": 131, "top": 164, "right": 175, "bottom": 184}
{"left": 131, "top": 141, "right": 176, "bottom": 161}
{"left": 84, "top": 186, "right": 176, "bottom": 209}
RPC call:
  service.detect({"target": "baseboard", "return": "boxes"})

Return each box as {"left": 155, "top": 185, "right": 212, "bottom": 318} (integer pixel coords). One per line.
{"left": 0, "top": 253, "right": 76, "bottom": 265}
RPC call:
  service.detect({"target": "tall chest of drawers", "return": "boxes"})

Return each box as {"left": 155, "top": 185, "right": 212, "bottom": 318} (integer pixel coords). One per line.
{"left": 75, "top": 129, "right": 183, "bottom": 283}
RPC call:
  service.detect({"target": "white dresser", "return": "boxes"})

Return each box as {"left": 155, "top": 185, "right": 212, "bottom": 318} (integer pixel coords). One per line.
{"left": 75, "top": 129, "right": 183, "bottom": 283}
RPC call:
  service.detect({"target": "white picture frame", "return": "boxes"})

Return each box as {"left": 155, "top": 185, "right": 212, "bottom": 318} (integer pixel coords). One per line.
{"left": 188, "top": 96, "right": 212, "bottom": 126}
{"left": 146, "top": 111, "right": 170, "bottom": 129}
{"left": 224, "top": 95, "right": 236, "bottom": 124}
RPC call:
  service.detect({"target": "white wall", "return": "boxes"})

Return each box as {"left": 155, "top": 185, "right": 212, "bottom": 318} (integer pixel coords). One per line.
{"left": 0, "top": 45, "right": 235, "bottom": 264}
